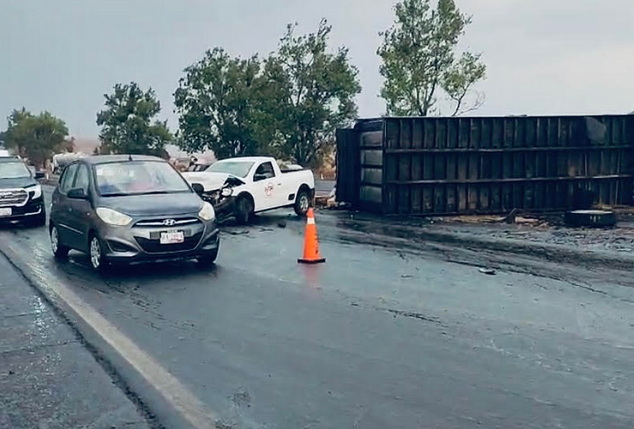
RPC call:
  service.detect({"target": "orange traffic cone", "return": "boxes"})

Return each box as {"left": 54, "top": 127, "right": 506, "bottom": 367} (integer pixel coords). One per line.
{"left": 298, "top": 208, "right": 326, "bottom": 264}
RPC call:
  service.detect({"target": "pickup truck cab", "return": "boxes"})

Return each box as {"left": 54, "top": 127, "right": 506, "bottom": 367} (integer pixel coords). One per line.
{"left": 183, "top": 156, "right": 315, "bottom": 224}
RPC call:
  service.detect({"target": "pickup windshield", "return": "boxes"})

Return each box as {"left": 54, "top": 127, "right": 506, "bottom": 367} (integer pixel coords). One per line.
{"left": 0, "top": 161, "right": 31, "bottom": 179}
{"left": 95, "top": 161, "right": 191, "bottom": 197}
{"left": 207, "top": 161, "right": 254, "bottom": 178}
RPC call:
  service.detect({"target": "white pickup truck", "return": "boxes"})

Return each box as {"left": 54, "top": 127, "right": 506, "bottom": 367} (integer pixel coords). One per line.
{"left": 182, "top": 156, "right": 315, "bottom": 224}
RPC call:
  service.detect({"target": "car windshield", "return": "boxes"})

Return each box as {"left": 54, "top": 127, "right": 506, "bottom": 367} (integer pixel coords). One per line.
{"left": 95, "top": 161, "right": 191, "bottom": 196}
{"left": 207, "top": 161, "right": 254, "bottom": 178}
{"left": 0, "top": 161, "right": 31, "bottom": 179}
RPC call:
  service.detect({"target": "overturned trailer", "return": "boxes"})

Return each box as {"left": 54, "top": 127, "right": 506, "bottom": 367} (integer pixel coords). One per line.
{"left": 336, "top": 114, "right": 634, "bottom": 215}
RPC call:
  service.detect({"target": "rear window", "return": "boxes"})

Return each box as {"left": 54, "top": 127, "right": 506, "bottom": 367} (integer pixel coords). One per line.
{"left": 94, "top": 161, "right": 191, "bottom": 197}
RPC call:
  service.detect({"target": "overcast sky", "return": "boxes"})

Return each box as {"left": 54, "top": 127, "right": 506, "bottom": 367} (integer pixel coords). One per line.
{"left": 1, "top": 0, "right": 633, "bottom": 138}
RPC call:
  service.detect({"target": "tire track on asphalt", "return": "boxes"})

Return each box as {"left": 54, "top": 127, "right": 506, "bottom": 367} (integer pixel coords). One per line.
{"left": 0, "top": 233, "right": 219, "bottom": 429}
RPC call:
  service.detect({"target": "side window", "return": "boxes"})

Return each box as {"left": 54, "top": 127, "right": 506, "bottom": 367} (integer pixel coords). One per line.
{"left": 255, "top": 162, "right": 275, "bottom": 181}
{"left": 60, "top": 164, "right": 78, "bottom": 193}
{"left": 73, "top": 164, "right": 90, "bottom": 194}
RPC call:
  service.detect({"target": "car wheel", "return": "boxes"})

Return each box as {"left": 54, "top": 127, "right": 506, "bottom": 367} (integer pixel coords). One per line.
{"left": 50, "top": 225, "right": 69, "bottom": 260}
{"left": 197, "top": 246, "right": 219, "bottom": 267}
{"left": 89, "top": 234, "right": 108, "bottom": 272}
{"left": 235, "top": 196, "right": 254, "bottom": 225}
{"left": 294, "top": 189, "right": 311, "bottom": 217}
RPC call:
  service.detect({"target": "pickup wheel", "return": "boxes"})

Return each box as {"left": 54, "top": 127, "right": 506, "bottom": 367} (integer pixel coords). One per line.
{"left": 235, "top": 195, "right": 254, "bottom": 225}
{"left": 294, "top": 189, "right": 311, "bottom": 217}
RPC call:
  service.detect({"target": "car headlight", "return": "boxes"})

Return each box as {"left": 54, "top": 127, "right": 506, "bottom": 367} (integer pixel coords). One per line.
{"left": 28, "top": 184, "right": 42, "bottom": 199}
{"left": 221, "top": 187, "right": 233, "bottom": 197}
{"left": 96, "top": 207, "right": 133, "bottom": 226}
{"left": 198, "top": 202, "right": 215, "bottom": 221}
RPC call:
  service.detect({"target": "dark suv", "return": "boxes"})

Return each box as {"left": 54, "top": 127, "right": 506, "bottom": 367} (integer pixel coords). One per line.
{"left": 49, "top": 155, "right": 220, "bottom": 272}
{"left": 0, "top": 156, "right": 46, "bottom": 226}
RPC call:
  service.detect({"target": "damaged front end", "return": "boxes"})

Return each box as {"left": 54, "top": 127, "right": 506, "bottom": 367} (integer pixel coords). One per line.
{"left": 199, "top": 177, "right": 243, "bottom": 222}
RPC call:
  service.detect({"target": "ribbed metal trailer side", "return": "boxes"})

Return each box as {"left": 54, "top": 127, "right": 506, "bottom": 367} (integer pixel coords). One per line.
{"left": 337, "top": 115, "right": 634, "bottom": 215}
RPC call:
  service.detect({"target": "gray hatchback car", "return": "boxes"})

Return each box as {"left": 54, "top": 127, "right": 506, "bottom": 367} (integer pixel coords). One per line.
{"left": 49, "top": 155, "right": 220, "bottom": 271}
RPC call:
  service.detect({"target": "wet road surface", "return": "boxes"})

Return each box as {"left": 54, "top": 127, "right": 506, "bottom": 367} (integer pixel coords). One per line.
{"left": 0, "top": 246, "right": 149, "bottom": 428}
{"left": 0, "top": 187, "right": 633, "bottom": 428}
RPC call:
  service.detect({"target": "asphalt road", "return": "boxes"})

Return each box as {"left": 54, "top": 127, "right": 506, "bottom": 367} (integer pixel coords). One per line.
{"left": 0, "top": 186, "right": 633, "bottom": 428}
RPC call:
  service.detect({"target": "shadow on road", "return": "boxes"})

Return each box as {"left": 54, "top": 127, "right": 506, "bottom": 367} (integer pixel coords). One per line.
{"left": 66, "top": 252, "right": 221, "bottom": 281}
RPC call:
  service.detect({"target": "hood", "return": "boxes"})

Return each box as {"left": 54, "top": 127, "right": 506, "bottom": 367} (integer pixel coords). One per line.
{"left": 101, "top": 192, "right": 203, "bottom": 217}
{"left": 182, "top": 172, "right": 239, "bottom": 191}
{"left": 0, "top": 176, "right": 37, "bottom": 189}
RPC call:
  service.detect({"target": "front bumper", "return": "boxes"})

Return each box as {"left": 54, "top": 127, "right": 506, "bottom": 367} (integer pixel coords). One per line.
{"left": 201, "top": 192, "right": 236, "bottom": 221}
{"left": 0, "top": 198, "right": 45, "bottom": 221}
{"left": 99, "top": 217, "right": 220, "bottom": 264}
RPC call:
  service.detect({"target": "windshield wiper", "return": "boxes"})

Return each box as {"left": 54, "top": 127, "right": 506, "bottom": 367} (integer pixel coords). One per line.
{"left": 135, "top": 190, "right": 173, "bottom": 195}
{"left": 101, "top": 192, "right": 131, "bottom": 197}
{"left": 101, "top": 190, "right": 184, "bottom": 197}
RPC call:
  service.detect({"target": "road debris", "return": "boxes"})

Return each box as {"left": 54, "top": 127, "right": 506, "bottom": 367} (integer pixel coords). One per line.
{"left": 502, "top": 209, "right": 518, "bottom": 224}
{"left": 479, "top": 268, "right": 496, "bottom": 275}
{"left": 564, "top": 210, "right": 617, "bottom": 228}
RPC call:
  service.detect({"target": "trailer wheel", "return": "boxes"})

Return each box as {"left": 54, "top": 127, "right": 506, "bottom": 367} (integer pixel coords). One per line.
{"left": 564, "top": 210, "right": 616, "bottom": 228}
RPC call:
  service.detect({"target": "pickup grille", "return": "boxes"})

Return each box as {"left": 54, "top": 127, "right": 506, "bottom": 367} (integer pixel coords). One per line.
{"left": 0, "top": 189, "right": 28, "bottom": 207}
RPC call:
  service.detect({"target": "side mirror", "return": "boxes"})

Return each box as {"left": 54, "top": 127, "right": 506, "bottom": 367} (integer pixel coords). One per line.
{"left": 34, "top": 171, "right": 45, "bottom": 179}
{"left": 254, "top": 174, "right": 267, "bottom": 182}
{"left": 191, "top": 183, "right": 205, "bottom": 196}
{"left": 67, "top": 188, "right": 88, "bottom": 200}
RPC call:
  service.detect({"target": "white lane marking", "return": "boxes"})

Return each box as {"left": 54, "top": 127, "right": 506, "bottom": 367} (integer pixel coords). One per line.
{"left": 2, "top": 239, "right": 217, "bottom": 429}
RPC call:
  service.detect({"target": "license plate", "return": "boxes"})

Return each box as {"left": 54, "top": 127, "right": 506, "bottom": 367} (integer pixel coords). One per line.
{"left": 160, "top": 230, "right": 184, "bottom": 244}
{"left": 0, "top": 208, "right": 12, "bottom": 217}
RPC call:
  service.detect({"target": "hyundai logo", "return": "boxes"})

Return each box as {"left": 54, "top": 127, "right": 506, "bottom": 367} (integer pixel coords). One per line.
{"left": 162, "top": 219, "right": 176, "bottom": 226}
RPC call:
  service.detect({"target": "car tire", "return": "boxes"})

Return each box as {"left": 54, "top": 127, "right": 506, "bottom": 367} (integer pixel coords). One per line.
{"left": 88, "top": 233, "right": 109, "bottom": 273}
{"left": 50, "top": 225, "right": 70, "bottom": 260}
{"left": 235, "top": 196, "right": 254, "bottom": 225}
{"left": 294, "top": 189, "right": 311, "bottom": 217}
{"left": 197, "top": 246, "right": 219, "bottom": 267}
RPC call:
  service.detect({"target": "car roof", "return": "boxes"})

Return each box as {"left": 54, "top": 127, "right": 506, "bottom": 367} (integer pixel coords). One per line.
{"left": 80, "top": 155, "right": 165, "bottom": 165}
{"left": 215, "top": 156, "right": 273, "bottom": 164}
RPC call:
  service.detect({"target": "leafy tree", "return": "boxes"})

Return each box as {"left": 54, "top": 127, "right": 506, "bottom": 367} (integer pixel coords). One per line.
{"left": 174, "top": 48, "right": 263, "bottom": 159}
{"left": 3, "top": 108, "right": 69, "bottom": 167}
{"left": 265, "top": 19, "right": 361, "bottom": 166}
{"left": 378, "top": 0, "right": 486, "bottom": 116}
{"left": 96, "top": 82, "right": 172, "bottom": 156}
